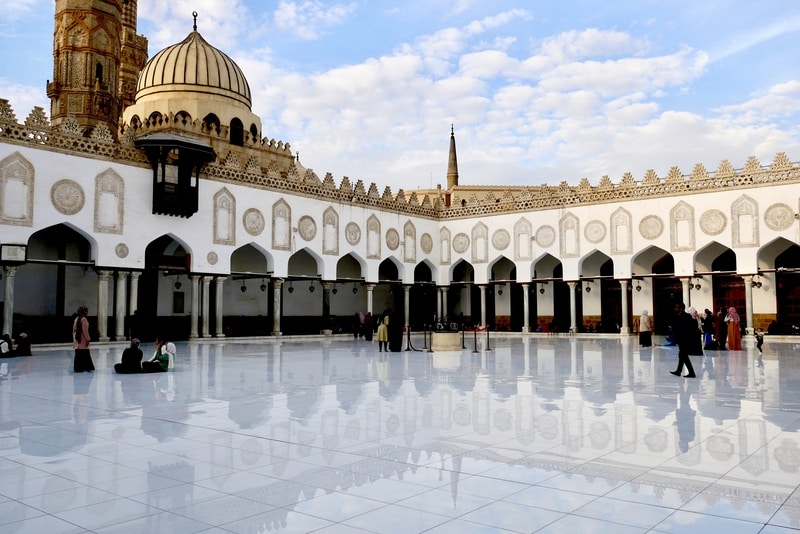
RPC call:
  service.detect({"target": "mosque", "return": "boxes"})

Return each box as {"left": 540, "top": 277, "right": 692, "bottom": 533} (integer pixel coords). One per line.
{"left": 1, "top": 0, "right": 800, "bottom": 344}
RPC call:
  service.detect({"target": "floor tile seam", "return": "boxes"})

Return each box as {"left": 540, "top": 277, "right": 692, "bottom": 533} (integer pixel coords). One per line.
{"left": 3, "top": 511, "right": 86, "bottom": 532}
{"left": 16, "top": 486, "right": 121, "bottom": 515}
{"left": 169, "top": 496, "right": 278, "bottom": 528}
{"left": 653, "top": 508, "right": 768, "bottom": 531}
{"left": 380, "top": 495, "right": 497, "bottom": 522}
{"left": 50, "top": 502, "right": 168, "bottom": 531}
{"left": 418, "top": 518, "right": 519, "bottom": 534}
{"left": 497, "top": 488, "right": 604, "bottom": 515}
{"left": 569, "top": 497, "right": 678, "bottom": 528}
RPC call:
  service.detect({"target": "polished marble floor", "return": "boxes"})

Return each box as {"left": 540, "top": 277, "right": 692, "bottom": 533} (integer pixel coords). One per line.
{"left": 1, "top": 334, "right": 800, "bottom": 533}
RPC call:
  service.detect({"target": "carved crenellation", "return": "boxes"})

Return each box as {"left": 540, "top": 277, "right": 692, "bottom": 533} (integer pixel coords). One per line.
{"left": 2, "top": 99, "right": 800, "bottom": 220}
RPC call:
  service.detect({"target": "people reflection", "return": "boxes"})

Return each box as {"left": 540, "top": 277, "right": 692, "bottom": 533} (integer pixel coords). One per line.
{"left": 675, "top": 379, "right": 696, "bottom": 453}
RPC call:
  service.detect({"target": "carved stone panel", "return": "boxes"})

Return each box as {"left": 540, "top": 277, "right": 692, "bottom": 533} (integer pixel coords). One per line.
{"left": 535, "top": 225, "right": 555, "bottom": 248}
{"left": 639, "top": 215, "right": 664, "bottom": 240}
{"left": 559, "top": 214, "right": 579, "bottom": 258}
{"left": 472, "top": 222, "right": 488, "bottom": 263}
{"left": 492, "top": 229, "right": 510, "bottom": 251}
{"left": 732, "top": 195, "right": 758, "bottom": 247}
{"left": 440, "top": 227, "right": 451, "bottom": 265}
{"left": 386, "top": 228, "right": 400, "bottom": 251}
{"left": 699, "top": 209, "right": 726, "bottom": 236}
{"left": 243, "top": 208, "right": 265, "bottom": 236}
{"left": 403, "top": 220, "right": 416, "bottom": 263}
{"left": 584, "top": 220, "right": 606, "bottom": 244}
{"left": 610, "top": 207, "right": 632, "bottom": 254}
{"left": 420, "top": 233, "right": 433, "bottom": 254}
{"left": 367, "top": 215, "right": 380, "bottom": 259}
{"left": 94, "top": 169, "right": 124, "bottom": 234}
{"left": 514, "top": 218, "right": 532, "bottom": 260}
{"left": 52, "top": 179, "right": 85, "bottom": 215}
{"left": 298, "top": 215, "right": 317, "bottom": 242}
{"left": 453, "top": 232, "right": 469, "bottom": 254}
{"left": 764, "top": 203, "right": 794, "bottom": 231}
{"left": 323, "top": 207, "right": 338, "bottom": 255}
{"left": 670, "top": 201, "right": 695, "bottom": 252}
{"left": 345, "top": 222, "right": 361, "bottom": 246}
{"left": 0, "top": 151, "right": 34, "bottom": 226}
{"left": 272, "top": 199, "right": 291, "bottom": 251}
{"left": 213, "top": 188, "right": 236, "bottom": 246}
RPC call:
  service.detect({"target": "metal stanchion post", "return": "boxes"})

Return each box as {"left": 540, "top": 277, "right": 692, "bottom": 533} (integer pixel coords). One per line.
{"left": 426, "top": 324, "right": 434, "bottom": 353}
{"left": 472, "top": 328, "right": 479, "bottom": 353}
{"left": 422, "top": 325, "right": 428, "bottom": 350}
{"left": 485, "top": 326, "right": 492, "bottom": 351}
{"left": 461, "top": 325, "right": 466, "bottom": 349}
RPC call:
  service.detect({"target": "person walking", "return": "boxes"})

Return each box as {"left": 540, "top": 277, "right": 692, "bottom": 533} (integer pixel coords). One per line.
{"left": 725, "top": 307, "right": 742, "bottom": 350}
{"left": 638, "top": 310, "right": 652, "bottom": 347}
{"left": 702, "top": 309, "right": 716, "bottom": 349}
{"left": 670, "top": 302, "right": 701, "bottom": 378}
{"left": 72, "top": 306, "right": 95, "bottom": 372}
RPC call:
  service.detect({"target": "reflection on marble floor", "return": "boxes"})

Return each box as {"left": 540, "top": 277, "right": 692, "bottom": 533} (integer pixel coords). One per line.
{"left": 1, "top": 335, "right": 799, "bottom": 533}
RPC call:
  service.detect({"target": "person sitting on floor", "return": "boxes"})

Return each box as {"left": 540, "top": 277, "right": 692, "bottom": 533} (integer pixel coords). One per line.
{"left": 114, "top": 338, "right": 143, "bottom": 374}
{"left": 14, "top": 333, "right": 31, "bottom": 356}
{"left": 142, "top": 337, "right": 171, "bottom": 373}
{"left": 0, "top": 334, "right": 12, "bottom": 357}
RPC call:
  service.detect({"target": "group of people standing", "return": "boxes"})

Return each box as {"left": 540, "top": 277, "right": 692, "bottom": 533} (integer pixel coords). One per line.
{"left": 72, "top": 305, "right": 174, "bottom": 374}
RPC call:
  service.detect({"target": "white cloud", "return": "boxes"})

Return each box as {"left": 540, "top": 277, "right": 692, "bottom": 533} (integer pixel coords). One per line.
{"left": 0, "top": 79, "right": 46, "bottom": 121}
{"left": 273, "top": 1, "right": 357, "bottom": 40}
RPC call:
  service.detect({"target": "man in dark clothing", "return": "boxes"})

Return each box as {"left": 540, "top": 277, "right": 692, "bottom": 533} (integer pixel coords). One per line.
{"left": 114, "top": 338, "right": 143, "bottom": 374}
{"left": 670, "top": 302, "right": 700, "bottom": 378}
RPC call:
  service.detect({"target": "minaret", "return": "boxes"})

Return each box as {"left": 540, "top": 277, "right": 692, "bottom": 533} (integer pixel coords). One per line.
{"left": 47, "top": 0, "right": 124, "bottom": 135}
{"left": 118, "top": 0, "right": 148, "bottom": 113}
{"left": 447, "top": 125, "right": 459, "bottom": 190}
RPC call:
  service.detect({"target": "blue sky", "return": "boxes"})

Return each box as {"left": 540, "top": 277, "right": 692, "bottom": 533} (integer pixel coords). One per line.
{"left": 2, "top": 0, "right": 800, "bottom": 190}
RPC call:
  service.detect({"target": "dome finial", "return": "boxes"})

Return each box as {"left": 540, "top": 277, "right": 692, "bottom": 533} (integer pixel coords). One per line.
{"left": 192, "top": 11, "right": 198, "bottom": 32}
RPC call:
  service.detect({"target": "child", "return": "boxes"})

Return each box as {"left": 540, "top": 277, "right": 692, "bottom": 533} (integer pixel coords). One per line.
{"left": 754, "top": 329, "right": 764, "bottom": 355}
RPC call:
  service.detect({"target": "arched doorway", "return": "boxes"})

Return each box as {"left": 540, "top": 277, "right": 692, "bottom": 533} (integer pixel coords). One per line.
{"left": 142, "top": 235, "right": 191, "bottom": 340}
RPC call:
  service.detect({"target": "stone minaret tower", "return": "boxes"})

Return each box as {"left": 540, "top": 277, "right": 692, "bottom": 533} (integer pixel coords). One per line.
{"left": 118, "top": 0, "right": 148, "bottom": 112}
{"left": 447, "top": 125, "right": 459, "bottom": 190}
{"left": 47, "top": 0, "right": 132, "bottom": 136}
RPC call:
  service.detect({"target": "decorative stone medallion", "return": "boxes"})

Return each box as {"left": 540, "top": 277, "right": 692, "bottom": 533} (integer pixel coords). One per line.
{"left": 420, "top": 233, "right": 433, "bottom": 254}
{"left": 699, "top": 209, "right": 726, "bottom": 236}
{"left": 386, "top": 229, "right": 400, "bottom": 251}
{"left": 207, "top": 251, "right": 218, "bottom": 265}
{"left": 535, "top": 225, "right": 555, "bottom": 248}
{"left": 492, "top": 229, "right": 510, "bottom": 251}
{"left": 51, "top": 179, "right": 84, "bottom": 215}
{"left": 453, "top": 233, "right": 470, "bottom": 253}
{"left": 115, "top": 243, "right": 129, "bottom": 258}
{"left": 243, "top": 208, "right": 265, "bottom": 236}
{"left": 584, "top": 220, "right": 606, "bottom": 244}
{"left": 765, "top": 203, "right": 795, "bottom": 231}
{"left": 298, "top": 216, "right": 317, "bottom": 241}
{"left": 345, "top": 222, "right": 361, "bottom": 246}
{"left": 639, "top": 215, "right": 664, "bottom": 240}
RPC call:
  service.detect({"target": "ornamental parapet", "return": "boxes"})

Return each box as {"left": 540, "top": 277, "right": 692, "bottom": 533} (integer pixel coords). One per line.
{"left": 2, "top": 98, "right": 799, "bottom": 221}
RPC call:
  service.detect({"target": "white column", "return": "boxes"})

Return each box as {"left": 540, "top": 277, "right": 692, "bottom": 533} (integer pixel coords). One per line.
{"left": 567, "top": 281, "right": 577, "bottom": 333}
{"left": 201, "top": 276, "right": 212, "bottom": 338}
{"left": 272, "top": 278, "right": 283, "bottom": 335}
{"left": 681, "top": 278, "right": 690, "bottom": 307}
{"left": 743, "top": 275, "right": 754, "bottom": 335}
{"left": 441, "top": 287, "right": 448, "bottom": 319}
{"left": 97, "top": 270, "right": 111, "bottom": 341}
{"left": 521, "top": 283, "right": 530, "bottom": 333}
{"left": 128, "top": 272, "right": 140, "bottom": 315}
{"left": 215, "top": 276, "right": 226, "bottom": 337}
{"left": 619, "top": 279, "right": 630, "bottom": 334}
{"left": 480, "top": 285, "right": 487, "bottom": 327}
{"left": 190, "top": 275, "right": 200, "bottom": 339}
{"left": 365, "top": 283, "right": 375, "bottom": 315}
{"left": 403, "top": 285, "right": 411, "bottom": 328}
{"left": 2, "top": 266, "right": 18, "bottom": 336}
{"left": 114, "top": 271, "right": 129, "bottom": 340}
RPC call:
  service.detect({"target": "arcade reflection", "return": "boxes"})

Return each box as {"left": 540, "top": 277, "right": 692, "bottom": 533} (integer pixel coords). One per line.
{"left": 0, "top": 336, "right": 799, "bottom": 533}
